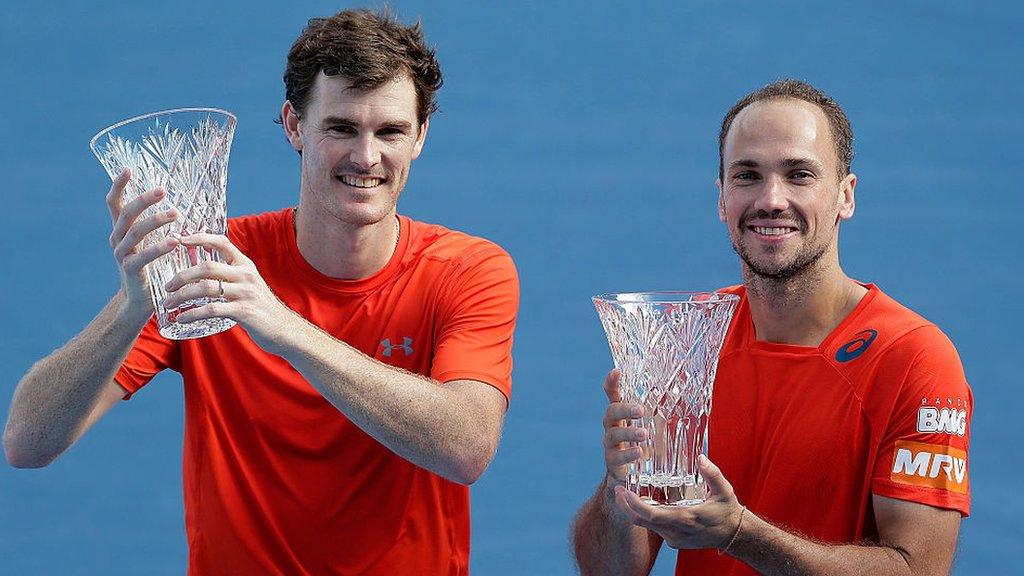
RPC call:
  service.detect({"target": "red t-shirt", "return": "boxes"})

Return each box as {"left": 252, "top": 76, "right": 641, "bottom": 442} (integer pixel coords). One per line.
{"left": 675, "top": 284, "right": 972, "bottom": 575}
{"left": 115, "top": 208, "right": 519, "bottom": 575}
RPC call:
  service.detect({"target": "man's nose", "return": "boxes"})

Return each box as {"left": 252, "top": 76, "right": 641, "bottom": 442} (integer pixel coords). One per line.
{"left": 349, "top": 136, "right": 381, "bottom": 169}
{"left": 753, "top": 175, "right": 790, "bottom": 213}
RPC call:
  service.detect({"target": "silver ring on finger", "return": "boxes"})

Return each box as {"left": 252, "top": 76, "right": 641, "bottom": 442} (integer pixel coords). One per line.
{"left": 218, "top": 279, "right": 225, "bottom": 299}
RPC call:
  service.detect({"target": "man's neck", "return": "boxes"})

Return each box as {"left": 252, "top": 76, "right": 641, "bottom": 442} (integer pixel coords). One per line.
{"left": 293, "top": 205, "right": 400, "bottom": 280}
{"left": 743, "top": 261, "right": 867, "bottom": 347}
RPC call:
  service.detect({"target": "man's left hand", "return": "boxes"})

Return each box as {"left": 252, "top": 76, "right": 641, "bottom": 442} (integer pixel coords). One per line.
{"left": 614, "top": 454, "right": 745, "bottom": 551}
{"left": 162, "top": 233, "right": 296, "bottom": 349}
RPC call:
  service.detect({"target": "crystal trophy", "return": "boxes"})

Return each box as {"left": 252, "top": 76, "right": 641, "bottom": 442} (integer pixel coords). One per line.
{"left": 91, "top": 108, "right": 237, "bottom": 339}
{"left": 593, "top": 292, "right": 739, "bottom": 505}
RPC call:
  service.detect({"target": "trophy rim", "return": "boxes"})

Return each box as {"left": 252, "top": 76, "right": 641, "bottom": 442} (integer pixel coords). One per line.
{"left": 89, "top": 107, "right": 237, "bottom": 155}
{"left": 592, "top": 291, "right": 741, "bottom": 305}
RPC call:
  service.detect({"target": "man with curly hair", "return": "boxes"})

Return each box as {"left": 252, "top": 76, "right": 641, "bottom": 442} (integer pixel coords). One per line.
{"left": 5, "top": 9, "right": 518, "bottom": 575}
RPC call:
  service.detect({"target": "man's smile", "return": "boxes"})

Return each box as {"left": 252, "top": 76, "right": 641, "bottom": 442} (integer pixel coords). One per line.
{"left": 337, "top": 174, "right": 386, "bottom": 188}
{"left": 742, "top": 218, "right": 802, "bottom": 241}
{"left": 747, "top": 225, "right": 799, "bottom": 239}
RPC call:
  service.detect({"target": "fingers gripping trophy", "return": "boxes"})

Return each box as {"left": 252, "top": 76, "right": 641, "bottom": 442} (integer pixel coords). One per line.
{"left": 91, "top": 108, "right": 236, "bottom": 339}
{"left": 594, "top": 292, "right": 739, "bottom": 505}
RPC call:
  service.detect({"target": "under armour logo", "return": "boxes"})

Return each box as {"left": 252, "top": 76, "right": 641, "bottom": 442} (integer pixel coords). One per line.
{"left": 380, "top": 337, "right": 414, "bottom": 357}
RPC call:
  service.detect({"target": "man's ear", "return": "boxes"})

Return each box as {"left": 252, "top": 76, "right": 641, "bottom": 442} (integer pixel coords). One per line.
{"left": 411, "top": 118, "right": 429, "bottom": 160}
{"left": 838, "top": 172, "right": 857, "bottom": 220}
{"left": 282, "top": 101, "right": 303, "bottom": 152}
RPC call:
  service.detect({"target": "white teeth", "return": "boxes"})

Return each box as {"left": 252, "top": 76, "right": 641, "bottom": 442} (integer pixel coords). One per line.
{"left": 753, "top": 227, "right": 793, "bottom": 236}
{"left": 340, "top": 175, "right": 383, "bottom": 188}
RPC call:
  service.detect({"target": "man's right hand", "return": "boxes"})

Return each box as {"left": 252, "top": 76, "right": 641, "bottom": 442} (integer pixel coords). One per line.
{"left": 3, "top": 169, "right": 180, "bottom": 467}
{"left": 602, "top": 370, "right": 647, "bottom": 491}
{"left": 570, "top": 371, "right": 661, "bottom": 575}
{"left": 105, "top": 168, "right": 180, "bottom": 321}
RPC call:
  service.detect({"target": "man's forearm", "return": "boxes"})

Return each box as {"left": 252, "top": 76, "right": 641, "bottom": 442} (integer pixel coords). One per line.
{"left": 4, "top": 292, "right": 149, "bottom": 467}
{"left": 265, "top": 312, "right": 504, "bottom": 485}
{"left": 573, "top": 478, "right": 660, "bottom": 576}
{"left": 730, "top": 513, "right": 914, "bottom": 576}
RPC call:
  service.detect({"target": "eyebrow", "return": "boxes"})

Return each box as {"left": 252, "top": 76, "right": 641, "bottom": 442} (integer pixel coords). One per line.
{"left": 779, "top": 157, "right": 823, "bottom": 170}
{"left": 728, "top": 159, "right": 760, "bottom": 171}
{"left": 321, "top": 116, "right": 414, "bottom": 131}
{"left": 727, "top": 157, "right": 824, "bottom": 171}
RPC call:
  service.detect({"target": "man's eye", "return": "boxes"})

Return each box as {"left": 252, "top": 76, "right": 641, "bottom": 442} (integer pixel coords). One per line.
{"left": 734, "top": 172, "right": 758, "bottom": 181}
{"left": 791, "top": 170, "right": 814, "bottom": 180}
{"left": 328, "top": 126, "right": 355, "bottom": 134}
{"left": 378, "top": 128, "right": 403, "bottom": 137}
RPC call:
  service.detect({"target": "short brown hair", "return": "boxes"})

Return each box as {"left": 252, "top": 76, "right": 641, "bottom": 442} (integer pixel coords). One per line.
{"left": 718, "top": 79, "right": 853, "bottom": 181}
{"left": 281, "top": 8, "right": 443, "bottom": 125}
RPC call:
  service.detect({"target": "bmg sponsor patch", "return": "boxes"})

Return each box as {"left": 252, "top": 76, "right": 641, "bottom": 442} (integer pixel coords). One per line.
{"left": 890, "top": 440, "right": 968, "bottom": 494}
{"left": 916, "top": 407, "right": 968, "bottom": 436}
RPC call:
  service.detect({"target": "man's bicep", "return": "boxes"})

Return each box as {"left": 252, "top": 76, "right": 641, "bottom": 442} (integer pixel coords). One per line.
{"left": 431, "top": 247, "right": 519, "bottom": 399}
{"left": 872, "top": 494, "right": 960, "bottom": 575}
{"left": 870, "top": 326, "right": 972, "bottom": 516}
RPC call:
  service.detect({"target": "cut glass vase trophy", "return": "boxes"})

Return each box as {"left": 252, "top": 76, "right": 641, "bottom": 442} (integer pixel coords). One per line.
{"left": 90, "top": 108, "right": 237, "bottom": 340}
{"left": 593, "top": 292, "right": 739, "bottom": 506}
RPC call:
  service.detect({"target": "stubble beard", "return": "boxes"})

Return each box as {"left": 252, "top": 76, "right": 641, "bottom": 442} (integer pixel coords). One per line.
{"left": 731, "top": 228, "right": 832, "bottom": 283}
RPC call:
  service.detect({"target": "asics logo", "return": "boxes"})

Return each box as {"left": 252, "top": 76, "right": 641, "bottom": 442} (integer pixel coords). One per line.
{"left": 381, "top": 337, "right": 414, "bottom": 357}
{"left": 835, "top": 329, "right": 878, "bottom": 362}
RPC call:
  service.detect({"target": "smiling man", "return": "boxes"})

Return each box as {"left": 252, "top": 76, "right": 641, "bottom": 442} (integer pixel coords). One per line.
{"left": 4, "top": 9, "right": 518, "bottom": 575}
{"left": 573, "top": 80, "right": 972, "bottom": 575}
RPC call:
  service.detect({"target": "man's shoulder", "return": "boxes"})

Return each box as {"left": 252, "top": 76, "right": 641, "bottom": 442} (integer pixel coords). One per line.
{"left": 830, "top": 285, "right": 967, "bottom": 398}
{"left": 853, "top": 285, "right": 953, "bottom": 355}
{"left": 405, "top": 216, "right": 514, "bottom": 270}
{"left": 400, "top": 217, "right": 519, "bottom": 323}
{"left": 826, "top": 285, "right": 943, "bottom": 363}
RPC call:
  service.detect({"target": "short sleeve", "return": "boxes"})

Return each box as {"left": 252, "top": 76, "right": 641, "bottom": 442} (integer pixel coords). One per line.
{"left": 430, "top": 244, "right": 519, "bottom": 402}
{"left": 114, "top": 315, "right": 181, "bottom": 399}
{"left": 871, "top": 326, "right": 972, "bottom": 516}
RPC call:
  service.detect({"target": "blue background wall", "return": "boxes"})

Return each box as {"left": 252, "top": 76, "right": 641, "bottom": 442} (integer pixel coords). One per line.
{"left": 1, "top": 1, "right": 1019, "bottom": 573}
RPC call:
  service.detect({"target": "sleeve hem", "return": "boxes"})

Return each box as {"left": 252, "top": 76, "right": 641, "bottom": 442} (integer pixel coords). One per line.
{"left": 434, "top": 371, "right": 511, "bottom": 404}
{"left": 871, "top": 481, "right": 970, "bottom": 517}
{"left": 113, "top": 372, "right": 141, "bottom": 401}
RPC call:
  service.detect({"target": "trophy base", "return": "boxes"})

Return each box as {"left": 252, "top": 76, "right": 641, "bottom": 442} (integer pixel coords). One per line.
{"left": 631, "top": 474, "right": 707, "bottom": 507}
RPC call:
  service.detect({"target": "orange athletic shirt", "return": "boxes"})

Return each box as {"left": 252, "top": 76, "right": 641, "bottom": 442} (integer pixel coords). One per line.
{"left": 115, "top": 208, "right": 519, "bottom": 575}
{"left": 675, "top": 284, "right": 972, "bottom": 575}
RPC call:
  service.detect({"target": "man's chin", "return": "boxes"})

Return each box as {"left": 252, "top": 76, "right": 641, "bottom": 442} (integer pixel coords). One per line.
{"left": 744, "top": 262, "right": 795, "bottom": 281}
{"left": 737, "top": 246, "right": 829, "bottom": 282}
{"left": 337, "top": 205, "right": 397, "bottom": 227}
